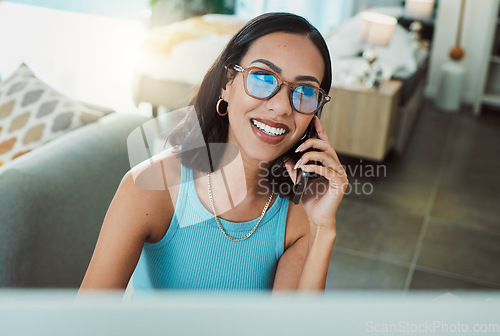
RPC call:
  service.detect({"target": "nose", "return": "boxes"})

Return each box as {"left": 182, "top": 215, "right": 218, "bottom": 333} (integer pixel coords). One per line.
{"left": 265, "top": 83, "right": 293, "bottom": 116}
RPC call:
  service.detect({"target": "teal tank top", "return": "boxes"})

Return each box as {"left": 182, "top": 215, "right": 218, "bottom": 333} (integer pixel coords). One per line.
{"left": 132, "top": 165, "right": 289, "bottom": 291}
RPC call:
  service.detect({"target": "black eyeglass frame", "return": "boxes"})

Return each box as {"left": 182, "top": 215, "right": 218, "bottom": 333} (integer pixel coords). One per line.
{"left": 230, "top": 64, "right": 331, "bottom": 115}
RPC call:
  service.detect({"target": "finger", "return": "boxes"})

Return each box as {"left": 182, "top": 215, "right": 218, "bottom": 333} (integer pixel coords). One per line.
{"left": 295, "top": 138, "right": 332, "bottom": 154}
{"left": 294, "top": 152, "right": 344, "bottom": 172}
{"left": 314, "top": 116, "right": 330, "bottom": 142}
{"left": 301, "top": 164, "right": 349, "bottom": 192}
{"left": 284, "top": 158, "right": 298, "bottom": 184}
{"left": 295, "top": 138, "right": 342, "bottom": 165}
{"left": 294, "top": 152, "right": 345, "bottom": 177}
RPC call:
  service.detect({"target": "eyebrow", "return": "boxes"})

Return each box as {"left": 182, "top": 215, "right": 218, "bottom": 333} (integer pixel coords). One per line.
{"left": 295, "top": 75, "right": 320, "bottom": 85}
{"left": 250, "top": 59, "right": 320, "bottom": 85}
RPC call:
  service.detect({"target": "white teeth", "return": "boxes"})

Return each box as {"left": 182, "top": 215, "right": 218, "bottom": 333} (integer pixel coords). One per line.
{"left": 251, "top": 119, "right": 286, "bottom": 136}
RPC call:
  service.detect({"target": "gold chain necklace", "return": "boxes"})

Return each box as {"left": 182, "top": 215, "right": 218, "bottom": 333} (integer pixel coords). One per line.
{"left": 207, "top": 172, "right": 274, "bottom": 241}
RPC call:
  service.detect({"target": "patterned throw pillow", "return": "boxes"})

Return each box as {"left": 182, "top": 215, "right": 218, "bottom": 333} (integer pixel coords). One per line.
{"left": 0, "top": 64, "right": 107, "bottom": 167}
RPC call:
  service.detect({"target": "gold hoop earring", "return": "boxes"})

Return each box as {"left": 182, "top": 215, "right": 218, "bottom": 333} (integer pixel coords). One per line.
{"left": 216, "top": 97, "right": 228, "bottom": 116}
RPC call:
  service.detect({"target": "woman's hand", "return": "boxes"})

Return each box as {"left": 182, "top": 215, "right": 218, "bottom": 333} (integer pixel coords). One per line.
{"left": 284, "top": 116, "right": 348, "bottom": 231}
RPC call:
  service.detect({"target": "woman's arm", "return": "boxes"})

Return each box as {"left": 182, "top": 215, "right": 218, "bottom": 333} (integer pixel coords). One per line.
{"left": 273, "top": 203, "right": 335, "bottom": 291}
{"left": 79, "top": 160, "right": 175, "bottom": 290}
{"left": 274, "top": 117, "right": 346, "bottom": 291}
{"left": 297, "top": 225, "right": 336, "bottom": 290}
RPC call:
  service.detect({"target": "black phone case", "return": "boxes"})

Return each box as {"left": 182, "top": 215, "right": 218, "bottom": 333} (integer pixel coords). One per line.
{"left": 290, "top": 120, "right": 323, "bottom": 204}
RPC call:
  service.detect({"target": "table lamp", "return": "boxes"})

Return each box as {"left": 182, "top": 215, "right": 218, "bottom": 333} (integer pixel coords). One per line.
{"left": 405, "top": 0, "right": 435, "bottom": 42}
{"left": 360, "top": 11, "right": 397, "bottom": 88}
{"left": 436, "top": 0, "right": 466, "bottom": 112}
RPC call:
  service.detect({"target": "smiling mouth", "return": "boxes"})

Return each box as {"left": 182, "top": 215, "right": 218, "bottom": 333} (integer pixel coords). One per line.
{"left": 251, "top": 119, "right": 288, "bottom": 136}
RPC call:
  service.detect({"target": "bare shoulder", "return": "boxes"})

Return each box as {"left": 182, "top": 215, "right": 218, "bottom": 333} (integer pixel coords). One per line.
{"left": 272, "top": 200, "right": 310, "bottom": 290}
{"left": 118, "top": 147, "right": 182, "bottom": 243}
{"left": 80, "top": 147, "right": 183, "bottom": 289}
{"left": 284, "top": 200, "right": 310, "bottom": 250}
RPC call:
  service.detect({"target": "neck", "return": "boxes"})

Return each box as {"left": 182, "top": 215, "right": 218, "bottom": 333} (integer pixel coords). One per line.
{"left": 212, "top": 144, "right": 272, "bottom": 199}
{"left": 195, "top": 144, "right": 275, "bottom": 218}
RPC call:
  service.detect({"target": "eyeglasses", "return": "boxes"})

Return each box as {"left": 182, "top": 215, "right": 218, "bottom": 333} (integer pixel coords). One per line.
{"left": 231, "top": 64, "right": 331, "bottom": 114}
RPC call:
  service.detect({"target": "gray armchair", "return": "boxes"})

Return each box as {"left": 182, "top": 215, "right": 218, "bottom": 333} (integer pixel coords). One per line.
{"left": 0, "top": 113, "right": 148, "bottom": 288}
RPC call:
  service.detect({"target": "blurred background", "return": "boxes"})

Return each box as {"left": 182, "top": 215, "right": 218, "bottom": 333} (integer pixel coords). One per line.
{"left": 0, "top": 0, "right": 499, "bottom": 293}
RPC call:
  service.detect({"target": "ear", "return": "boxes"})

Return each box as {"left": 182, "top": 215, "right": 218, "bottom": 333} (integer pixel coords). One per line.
{"left": 221, "top": 67, "right": 235, "bottom": 98}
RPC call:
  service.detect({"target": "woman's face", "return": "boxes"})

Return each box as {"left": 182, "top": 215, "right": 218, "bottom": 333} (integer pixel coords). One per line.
{"left": 222, "top": 32, "right": 325, "bottom": 165}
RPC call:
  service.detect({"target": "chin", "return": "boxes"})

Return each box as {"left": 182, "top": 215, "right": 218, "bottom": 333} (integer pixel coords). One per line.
{"left": 244, "top": 141, "right": 290, "bottom": 165}
{"left": 229, "top": 119, "right": 298, "bottom": 164}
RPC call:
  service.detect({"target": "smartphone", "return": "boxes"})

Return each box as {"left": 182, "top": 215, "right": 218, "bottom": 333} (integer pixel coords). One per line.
{"left": 290, "top": 119, "right": 322, "bottom": 204}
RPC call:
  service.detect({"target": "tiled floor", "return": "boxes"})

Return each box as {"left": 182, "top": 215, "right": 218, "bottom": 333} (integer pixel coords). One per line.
{"left": 326, "top": 100, "right": 500, "bottom": 293}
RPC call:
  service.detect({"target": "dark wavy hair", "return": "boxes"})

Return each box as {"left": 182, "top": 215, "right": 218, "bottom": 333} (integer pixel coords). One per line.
{"left": 168, "top": 12, "right": 332, "bottom": 199}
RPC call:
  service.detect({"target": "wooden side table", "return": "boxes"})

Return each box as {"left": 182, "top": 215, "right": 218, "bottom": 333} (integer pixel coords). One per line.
{"left": 133, "top": 74, "right": 195, "bottom": 118}
{"left": 321, "top": 80, "right": 402, "bottom": 162}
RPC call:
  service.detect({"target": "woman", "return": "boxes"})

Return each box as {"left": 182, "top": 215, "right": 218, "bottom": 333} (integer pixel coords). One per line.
{"left": 80, "top": 12, "right": 348, "bottom": 292}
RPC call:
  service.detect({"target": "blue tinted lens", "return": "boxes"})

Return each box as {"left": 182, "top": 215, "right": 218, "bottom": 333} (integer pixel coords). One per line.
{"left": 292, "top": 86, "right": 321, "bottom": 113}
{"left": 246, "top": 71, "right": 278, "bottom": 98}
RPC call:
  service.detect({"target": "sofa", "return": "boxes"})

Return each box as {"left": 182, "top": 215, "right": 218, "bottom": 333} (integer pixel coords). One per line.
{"left": 0, "top": 112, "right": 148, "bottom": 288}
